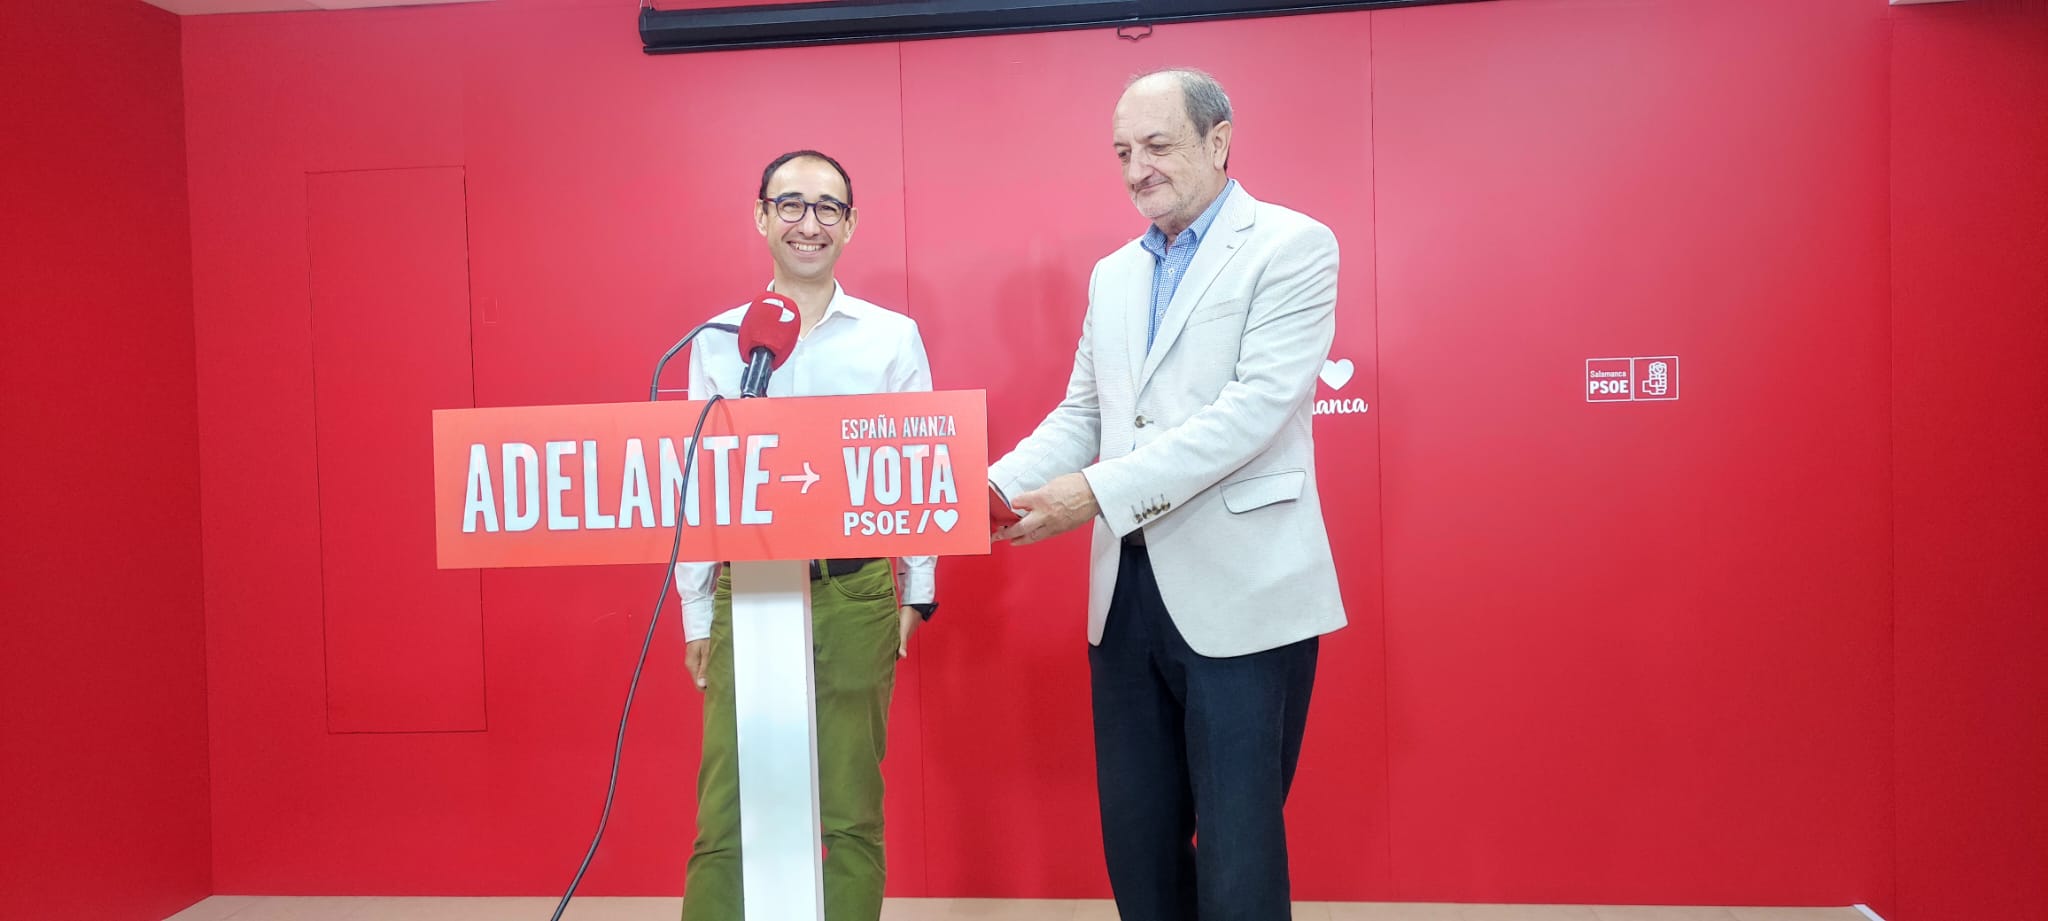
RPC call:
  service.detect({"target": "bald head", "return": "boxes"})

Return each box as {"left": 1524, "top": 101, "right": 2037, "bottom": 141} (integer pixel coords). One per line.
{"left": 1124, "top": 69, "right": 1234, "bottom": 141}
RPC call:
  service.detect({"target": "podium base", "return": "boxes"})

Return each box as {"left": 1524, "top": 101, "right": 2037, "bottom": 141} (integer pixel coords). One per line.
{"left": 728, "top": 559, "right": 826, "bottom": 921}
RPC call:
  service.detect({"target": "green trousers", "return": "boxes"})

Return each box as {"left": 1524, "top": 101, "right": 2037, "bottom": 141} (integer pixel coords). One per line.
{"left": 680, "top": 559, "right": 900, "bottom": 921}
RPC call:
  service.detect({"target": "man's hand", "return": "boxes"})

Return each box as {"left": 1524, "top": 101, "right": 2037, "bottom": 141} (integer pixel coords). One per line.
{"left": 685, "top": 638, "right": 709, "bottom": 690}
{"left": 995, "top": 472, "right": 1100, "bottom": 546}
{"left": 898, "top": 606, "right": 923, "bottom": 659}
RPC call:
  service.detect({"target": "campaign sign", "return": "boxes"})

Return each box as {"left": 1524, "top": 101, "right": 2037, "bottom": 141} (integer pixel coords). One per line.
{"left": 432, "top": 390, "right": 990, "bottom": 568}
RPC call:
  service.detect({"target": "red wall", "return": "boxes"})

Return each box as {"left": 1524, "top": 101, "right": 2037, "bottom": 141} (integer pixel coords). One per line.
{"left": 1891, "top": 3, "right": 2048, "bottom": 921}
{"left": 170, "top": 0, "right": 2044, "bottom": 917}
{"left": 0, "top": 1, "right": 211, "bottom": 920}
{"left": 1374, "top": 0, "right": 1894, "bottom": 906}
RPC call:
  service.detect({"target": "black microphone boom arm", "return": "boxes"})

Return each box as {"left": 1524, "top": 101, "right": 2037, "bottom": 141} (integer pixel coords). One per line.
{"left": 649, "top": 322, "right": 739, "bottom": 402}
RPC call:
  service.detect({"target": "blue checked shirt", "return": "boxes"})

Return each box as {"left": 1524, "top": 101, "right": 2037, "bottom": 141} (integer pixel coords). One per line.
{"left": 1139, "top": 179, "right": 1238, "bottom": 352}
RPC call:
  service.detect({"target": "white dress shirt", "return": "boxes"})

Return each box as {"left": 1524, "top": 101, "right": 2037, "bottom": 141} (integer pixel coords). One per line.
{"left": 674, "top": 282, "right": 937, "bottom": 641}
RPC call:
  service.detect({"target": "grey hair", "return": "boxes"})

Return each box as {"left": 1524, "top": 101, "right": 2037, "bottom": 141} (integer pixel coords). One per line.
{"left": 1128, "top": 68, "right": 1233, "bottom": 137}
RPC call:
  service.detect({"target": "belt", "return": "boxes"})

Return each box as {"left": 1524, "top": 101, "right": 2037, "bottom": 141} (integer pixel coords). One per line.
{"left": 811, "top": 558, "right": 882, "bottom": 580}
{"left": 721, "top": 558, "right": 882, "bottom": 580}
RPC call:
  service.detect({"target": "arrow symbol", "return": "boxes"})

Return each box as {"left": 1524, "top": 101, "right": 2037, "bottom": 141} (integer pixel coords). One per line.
{"left": 779, "top": 462, "right": 821, "bottom": 494}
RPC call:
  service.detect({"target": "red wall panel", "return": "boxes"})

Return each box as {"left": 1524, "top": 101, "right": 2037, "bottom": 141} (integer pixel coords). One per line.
{"left": 0, "top": 1, "right": 211, "bottom": 919}
{"left": 1891, "top": 5, "right": 2048, "bottom": 921}
{"left": 185, "top": 5, "right": 928, "bottom": 895}
{"left": 307, "top": 167, "right": 487, "bottom": 733}
{"left": 1372, "top": 0, "right": 1892, "bottom": 906}
{"left": 184, "top": 8, "right": 497, "bottom": 893}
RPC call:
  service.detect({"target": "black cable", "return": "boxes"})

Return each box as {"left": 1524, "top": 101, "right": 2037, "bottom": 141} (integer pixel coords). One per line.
{"left": 548, "top": 389, "right": 724, "bottom": 921}
{"left": 651, "top": 323, "right": 737, "bottom": 402}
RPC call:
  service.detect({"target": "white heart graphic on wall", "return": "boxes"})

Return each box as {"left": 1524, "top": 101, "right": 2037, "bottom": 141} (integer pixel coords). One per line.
{"left": 932, "top": 509, "right": 959, "bottom": 533}
{"left": 1320, "top": 359, "right": 1355, "bottom": 391}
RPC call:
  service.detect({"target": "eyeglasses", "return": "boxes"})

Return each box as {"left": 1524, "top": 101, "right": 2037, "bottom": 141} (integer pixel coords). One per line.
{"left": 764, "top": 196, "right": 849, "bottom": 226}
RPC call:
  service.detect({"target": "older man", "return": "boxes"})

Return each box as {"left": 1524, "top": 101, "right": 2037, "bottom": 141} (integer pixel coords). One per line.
{"left": 991, "top": 69, "right": 1346, "bottom": 920}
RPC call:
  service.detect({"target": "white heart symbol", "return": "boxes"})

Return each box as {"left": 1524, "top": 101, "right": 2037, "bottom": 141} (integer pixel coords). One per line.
{"left": 1320, "top": 358, "right": 1355, "bottom": 391}
{"left": 932, "top": 509, "right": 959, "bottom": 533}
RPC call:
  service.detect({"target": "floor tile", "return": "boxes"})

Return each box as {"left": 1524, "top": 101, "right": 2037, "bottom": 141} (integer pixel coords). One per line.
{"left": 1459, "top": 907, "right": 1601, "bottom": 921}
{"left": 164, "top": 897, "right": 265, "bottom": 921}
{"left": 1329, "top": 903, "right": 1469, "bottom": 921}
{"left": 1589, "top": 908, "right": 1738, "bottom": 921}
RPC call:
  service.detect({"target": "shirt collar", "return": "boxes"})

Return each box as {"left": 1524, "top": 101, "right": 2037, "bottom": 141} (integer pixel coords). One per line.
{"left": 764, "top": 278, "right": 861, "bottom": 328}
{"left": 1141, "top": 178, "right": 1237, "bottom": 257}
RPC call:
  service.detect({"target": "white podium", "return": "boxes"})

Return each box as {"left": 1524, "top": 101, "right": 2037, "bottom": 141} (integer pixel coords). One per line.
{"left": 428, "top": 390, "right": 990, "bottom": 921}
{"left": 728, "top": 559, "right": 827, "bottom": 921}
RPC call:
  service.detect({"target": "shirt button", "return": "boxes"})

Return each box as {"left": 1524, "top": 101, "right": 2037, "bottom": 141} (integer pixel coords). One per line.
{"left": 1135, "top": 415, "right": 1149, "bottom": 428}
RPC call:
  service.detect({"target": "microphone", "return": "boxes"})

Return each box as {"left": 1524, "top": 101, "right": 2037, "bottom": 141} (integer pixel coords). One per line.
{"left": 648, "top": 321, "right": 739, "bottom": 402}
{"left": 736, "top": 291, "right": 800, "bottom": 398}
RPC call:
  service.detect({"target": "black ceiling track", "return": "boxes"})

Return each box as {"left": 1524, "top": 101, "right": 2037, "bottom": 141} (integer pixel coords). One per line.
{"left": 640, "top": 0, "right": 1492, "bottom": 55}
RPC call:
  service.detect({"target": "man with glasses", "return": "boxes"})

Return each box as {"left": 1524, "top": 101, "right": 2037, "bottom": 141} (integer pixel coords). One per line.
{"left": 989, "top": 69, "right": 1345, "bottom": 920}
{"left": 674, "top": 149, "right": 938, "bottom": 921}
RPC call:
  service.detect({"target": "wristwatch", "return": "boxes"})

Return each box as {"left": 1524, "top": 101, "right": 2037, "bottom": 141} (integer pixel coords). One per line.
{"left": 908, "top": 602, "right": 938, "bottom": 621}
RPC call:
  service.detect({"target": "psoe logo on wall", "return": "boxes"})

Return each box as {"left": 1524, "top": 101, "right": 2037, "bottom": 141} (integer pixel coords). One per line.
{"left": 1586, "top": 355, "right": 1679, "bottom": 403}
{"left": 1315, "top": 357, "right": 1369, "bottom": 416}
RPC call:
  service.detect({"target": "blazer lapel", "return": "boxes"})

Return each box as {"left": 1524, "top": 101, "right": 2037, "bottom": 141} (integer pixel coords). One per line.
{"left": 1122, "top": 245, "right": 1152, "bottom": 395}
{"left": 1136, "top": 187, "right": 1256, "bottom": 393}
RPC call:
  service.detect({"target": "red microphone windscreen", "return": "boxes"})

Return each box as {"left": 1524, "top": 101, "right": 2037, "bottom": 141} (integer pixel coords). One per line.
{"left": 736, "top": 292, "right": 801, "bottom": 370}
